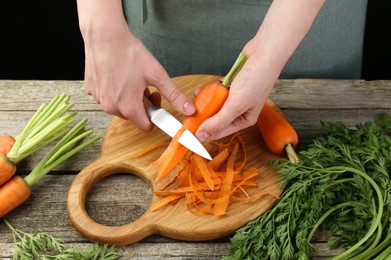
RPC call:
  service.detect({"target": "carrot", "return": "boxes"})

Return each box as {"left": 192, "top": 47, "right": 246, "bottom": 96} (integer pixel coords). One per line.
{"left": 0, "top": 175, "right": 31, "bottom": 217}
{"left": 0, "top": 135, "right": 16, "bottom": 185}
{"left": 153, "top": 52, "right": 248, "bottom": 180}
{"left": 0, "top": 118, "right": 100, "bottom": 217}
{"left": 257, "top": 101, "right": 300, "bottom": 164}
{"left": 0, "top": 154, "right": 16, "bottom": 186}
{"left": 0, "top": 94, "right": 79, "bottom": 186}
{"left": 0, "top": 135, "right": 15, "bottom": 155}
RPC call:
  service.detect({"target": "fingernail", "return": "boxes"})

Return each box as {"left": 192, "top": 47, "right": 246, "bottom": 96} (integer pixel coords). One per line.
{"left": 183, "top": 101, "right": 196, "bottom": 115}
{"left": 197, "top": 131, "right": 210, "bottom": 143}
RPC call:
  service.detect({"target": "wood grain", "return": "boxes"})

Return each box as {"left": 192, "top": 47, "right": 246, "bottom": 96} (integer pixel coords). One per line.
{"left": 67, "top": 75, "right": 283, "bottom": 245}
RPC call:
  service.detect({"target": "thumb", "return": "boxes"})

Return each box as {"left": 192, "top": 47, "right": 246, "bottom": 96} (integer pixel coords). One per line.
{"left": 196, "top": 105, "right": 240, "bottom": 143}
{"left": 152, "top": 74, "right": 196, "bottom": 116}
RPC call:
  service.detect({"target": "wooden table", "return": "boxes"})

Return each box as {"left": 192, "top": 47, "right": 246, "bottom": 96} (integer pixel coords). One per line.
{"left": 0, "top": 77, "right": 390, "bottom": 259}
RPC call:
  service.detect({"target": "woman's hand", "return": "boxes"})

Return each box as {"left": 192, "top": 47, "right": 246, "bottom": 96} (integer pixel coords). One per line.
{"left": 195, "top": 0, "right": 325, "bottom": 142}
{"left": 77, "top": 0, "right": 195, "bottom": 132}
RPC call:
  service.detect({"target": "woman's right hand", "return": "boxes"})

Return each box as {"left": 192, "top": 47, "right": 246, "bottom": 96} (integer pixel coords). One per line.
{"left": 77, "top": 0, "right": 195, "bottom": 132}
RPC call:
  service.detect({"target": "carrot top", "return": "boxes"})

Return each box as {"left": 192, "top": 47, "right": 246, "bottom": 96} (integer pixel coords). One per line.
{"left": 7, "top": 93, "right": 77, "bottom": 164}
{"left": 24, "top": 118, "right": 100, "bottom": 187}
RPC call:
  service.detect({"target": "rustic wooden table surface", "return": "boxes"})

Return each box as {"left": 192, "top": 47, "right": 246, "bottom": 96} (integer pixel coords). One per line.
{"left": 0, "top": 77, "right": 390, "bottom": 259}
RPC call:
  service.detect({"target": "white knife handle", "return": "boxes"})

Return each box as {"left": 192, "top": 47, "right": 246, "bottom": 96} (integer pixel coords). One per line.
{"left": 143, "top": 96, "right": 162, "bottom": 120}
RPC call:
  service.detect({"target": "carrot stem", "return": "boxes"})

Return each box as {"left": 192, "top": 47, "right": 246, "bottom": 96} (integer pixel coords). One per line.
{"left": 7, "top": 94, "right": 77, "bottom": 164}
{"left": 285, "top": 143, "right": 300, "bottom": 164}
{"left": 24, "top": 118, "right": 100, "bottom": 187}
{"left": 221, "top": 52, "right": 248, "bottom": 87}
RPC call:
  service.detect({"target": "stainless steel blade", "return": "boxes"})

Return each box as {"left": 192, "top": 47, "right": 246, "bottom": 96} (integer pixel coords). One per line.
{"left": 145, "top": 104, "right": 212, "bottom": 160}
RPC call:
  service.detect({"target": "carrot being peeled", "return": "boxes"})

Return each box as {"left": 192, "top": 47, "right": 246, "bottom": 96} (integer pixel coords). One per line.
{"left": 257, "top": 101, "right": 300, "bottom": 164}
{"left": 153, "top": 53, "right": 248, "bottom": 181}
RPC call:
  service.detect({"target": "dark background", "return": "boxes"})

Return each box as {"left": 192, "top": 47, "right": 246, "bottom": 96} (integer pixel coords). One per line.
{"left": 0, "top": 1, "right": 390, "bottom": 80}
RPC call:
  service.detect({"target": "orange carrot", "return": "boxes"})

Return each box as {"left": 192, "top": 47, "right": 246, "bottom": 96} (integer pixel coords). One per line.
{"left": 153, "top": 53, "right": 248, "bottom": 180}
{"left": 0, "top": 118, "right": 100, "bottom": 217}
{"left": 0, "top": 176, "right": 31, "bottom": 217}
{"left": 0, "top": 135, "right": 16, "bottom": 186}
{"left": 154, "top": 80, "right": 229, "bottom": 180}
{"left": 257, "top": 102, "right": 300, "bottom": 163}
{"left": 0, "top": 94, "right": 79, "bottom": 187}
{"left": 0, "top": 154, "right": 17, "bottom": 186}
{"left": 0, "top": 135, "right": 15, "bottom": 155}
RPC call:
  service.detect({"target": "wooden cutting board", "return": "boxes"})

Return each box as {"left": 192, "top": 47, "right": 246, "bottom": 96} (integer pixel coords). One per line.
{"left": 67, "top": 74, "right": 283, "bottom": 246}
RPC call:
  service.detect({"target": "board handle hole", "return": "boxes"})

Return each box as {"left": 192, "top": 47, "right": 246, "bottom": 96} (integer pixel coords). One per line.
{"left": 85, "top": 173, "right": 152, "bottom": 226}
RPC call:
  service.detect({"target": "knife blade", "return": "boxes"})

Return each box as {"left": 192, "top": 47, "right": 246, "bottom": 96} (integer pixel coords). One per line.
{"left": 144, "top": 97, "right": 212, "bottom": 160}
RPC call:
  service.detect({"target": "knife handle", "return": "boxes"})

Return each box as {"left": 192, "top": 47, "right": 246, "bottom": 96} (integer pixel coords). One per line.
{"left": 143, "top": 96, "right": 159, "bottom": 120}
{"left": 143, "top": 96, "right": 154, "bottom": 108}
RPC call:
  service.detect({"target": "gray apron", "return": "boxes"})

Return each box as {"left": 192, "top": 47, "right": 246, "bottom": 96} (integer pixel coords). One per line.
{"left": 122, "top": 0, "right": 367, "bottom": 79}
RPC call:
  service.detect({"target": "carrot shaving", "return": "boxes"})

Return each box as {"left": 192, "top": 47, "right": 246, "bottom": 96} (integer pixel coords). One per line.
{"left": 190, "top": 154, "right": 216, "bottom": 190}
{"left": 149, "top": 194, "right": 183, "bottom": 212}
{"left": 153, "top": 126, "right": 188, "bottom": 181}
{"left": 155, "top": 159, "right": 187, "bottom": 190}
{"left": 128, "top": 130, "right": 274, "bottom": 216}
{"left": 208, "top": 148, "right": 229, "bottom": 171}
{"left": 213, "top": 142, "right": 239, "bottom": 216}
{"left": 128, "top": 141, "right": 169, "bottom": 159}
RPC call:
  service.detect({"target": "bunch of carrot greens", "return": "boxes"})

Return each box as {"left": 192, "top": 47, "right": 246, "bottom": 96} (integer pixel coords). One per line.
{"left": 0, "top": 93, "right": 100, "bottom": 217}
{"left": 1, "top": 93, "right": 76, "bottom": 186}
{"left": 0, "top": 93, "right": 119, "bottom": 259}
{"left": 225, "top": 113, "right": 391, "bottom": 259}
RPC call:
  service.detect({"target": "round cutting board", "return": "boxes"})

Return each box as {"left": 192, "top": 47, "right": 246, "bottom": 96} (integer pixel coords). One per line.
{"left": 67, "top": 74, "right": 283, "bottom": 246}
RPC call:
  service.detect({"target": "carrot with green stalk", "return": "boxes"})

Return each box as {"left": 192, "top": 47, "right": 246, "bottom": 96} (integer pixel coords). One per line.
{"left": 0, "top": 93, "right": 76, "bottom": 186}
{"left": 153, "top": 52, "right": 249, "bottom": 182}
{"left": 0, "top": 118, "right": 100, "bottom": 217}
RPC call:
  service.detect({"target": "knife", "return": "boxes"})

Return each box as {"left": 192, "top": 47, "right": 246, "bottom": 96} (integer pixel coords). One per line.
{"left": 144, "top": 97, "right": 212, "bottom": 160}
